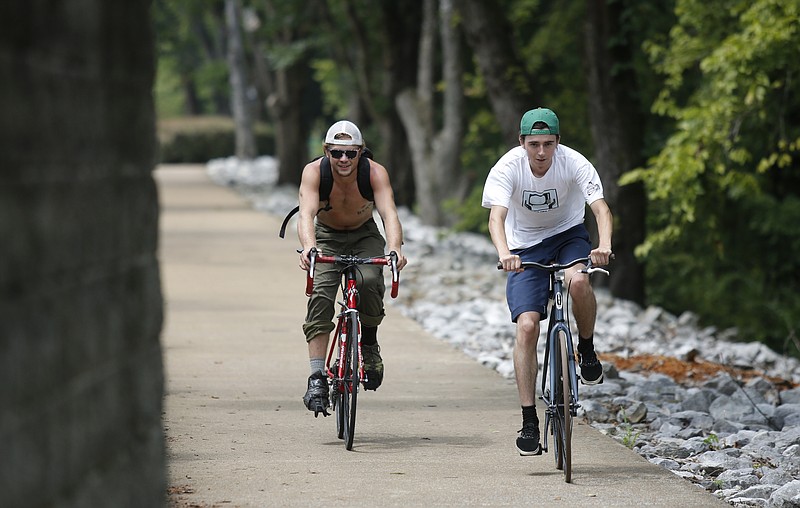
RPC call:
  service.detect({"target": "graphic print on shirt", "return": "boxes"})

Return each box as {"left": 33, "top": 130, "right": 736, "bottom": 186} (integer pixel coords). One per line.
{"left": 586, "top": 181, "right": 601, "bottom": 197}
{"left": 522, "top": 189, "right": 559, "bottom": 212}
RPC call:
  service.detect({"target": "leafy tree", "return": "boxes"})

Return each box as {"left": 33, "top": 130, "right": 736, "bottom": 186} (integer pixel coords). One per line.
{"left": 153, "top": 0, "right": 230, "bottom": 116}
{"left": 312, "top": 0, "right": 423, "bottom": 205}
{"left": 246, "top": 0, "right": 324, "bottom": 184}
{"left": 622, "top": 0, "right": 800, "bottom": 355}
{"left": 396, "top": 0, "right": 468, "bottom": 226}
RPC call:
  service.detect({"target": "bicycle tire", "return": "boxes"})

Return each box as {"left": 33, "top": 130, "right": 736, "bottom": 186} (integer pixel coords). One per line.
{"left": 552, "top": 331, "right": 565, "bottom": 471}
{"left": 559, "top": 331, "right": 573, "bottom": 482}
{"left": 344, "top": 315, "right": 359, "bottom": 450}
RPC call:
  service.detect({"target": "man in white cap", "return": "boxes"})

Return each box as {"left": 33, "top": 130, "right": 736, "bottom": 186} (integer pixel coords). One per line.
{"left": 297, "top": 120, "right": 408, "bottom": 416}
{"left": 482, "top": 108, "right": 613, "bottom": 455}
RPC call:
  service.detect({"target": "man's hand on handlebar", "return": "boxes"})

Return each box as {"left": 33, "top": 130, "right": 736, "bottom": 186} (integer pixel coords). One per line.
{"left": 589, "top": 247, "right": 613, "bottom": 267}
{"left": 498, "top": 253, "right": 523, "bottom": 273}
{"left": 299, "top": 247, "right": 317, "bottom": 271}
{"left": 392, "top": 249, "right": 408, "bottom": 271}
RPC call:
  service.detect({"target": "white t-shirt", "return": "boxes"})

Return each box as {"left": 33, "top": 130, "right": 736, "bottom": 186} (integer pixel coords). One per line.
{"left": 481, "top": 144, "right": 604, "bottom": 250}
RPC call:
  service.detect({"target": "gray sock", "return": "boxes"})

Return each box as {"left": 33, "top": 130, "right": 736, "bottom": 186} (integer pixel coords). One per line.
{"left": 310, "top": 358, "right": 325, "bottom": 375}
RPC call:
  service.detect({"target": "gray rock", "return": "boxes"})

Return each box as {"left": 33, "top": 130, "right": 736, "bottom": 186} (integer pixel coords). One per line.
{"left": 772, "top": 404, "right": 800, "bottom": 430}
{"left": 780, "top": 387, "right": 800, "bottom": 405}
{"left": 728, "top": 484, "right": 776, "bottom": 503}
{"left": 743, "top": 377, "right": 780, "bottom": 405}
{"left": 578, "top": 399, "right": 613, "bottom": 422}
{"left": 710, "top": 394, "right": 757, "bottom": 422}
{"left": 681, "top": 387, "right": 716, "bottom": 412}
{"left": 714, "top": 468, "right": 760, "bottom": 490}
{"left": 704, "top": 372, "right": 741, "bottom": 396}
{"left": 759, "top": 467, "right": 792, "bottom": 487}
{"left": 648, "top": 457, "right": 681, "bottom": 470}
{"left": 767, "top": 479, "right": 800, "bottom": 508}
{"left": 696, "top": 450, "right": 753, "bottom": 473}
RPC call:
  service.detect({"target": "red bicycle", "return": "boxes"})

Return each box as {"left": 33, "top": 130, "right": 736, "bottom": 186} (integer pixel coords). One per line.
{"left": 303, "top": 247, "right": 399, "bottom": 450}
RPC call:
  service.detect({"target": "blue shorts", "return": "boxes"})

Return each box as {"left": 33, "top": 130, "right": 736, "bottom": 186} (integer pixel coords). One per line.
{"left": 506, "top": 224, "right": 591, "bottom": 323}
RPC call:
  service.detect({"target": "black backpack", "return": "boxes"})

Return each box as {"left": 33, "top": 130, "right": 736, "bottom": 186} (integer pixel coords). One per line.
{"left": 278, "top": 148, "right": 374, "bottom": 238}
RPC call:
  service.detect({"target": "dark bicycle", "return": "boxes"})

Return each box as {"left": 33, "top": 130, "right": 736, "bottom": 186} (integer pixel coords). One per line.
{"left": 303, "top": 247, "right": 399, "bottom": 450}
{"left": 499, "top": 257, "right": 609, "bottom": 482}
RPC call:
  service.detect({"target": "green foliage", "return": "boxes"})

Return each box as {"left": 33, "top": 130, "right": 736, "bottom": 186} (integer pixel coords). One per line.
{"left": 518, "top": 1, "right": 592, "bottom": 154}
{"left": 452, "top": 107, "right": 505, "bottom": 233}
{"left": 626, "top": 0, "right": 800, "bottom": 357}
{"left": 703, "top": 433, "right": 720, "bottom": 450}
{"left": 617, "top": 409, "right": 641, "bottom": 449}
{"left": 153, "top": 0, "right": 230, "bottom": 117}
{"left": 311, "top": 59, "right": 352, "bottom": 118}
{"left": 154, "top": 58, "right": 186, "bottom": 118}
{"left": 452, "top": 1, "right": 594, "bottom": 233}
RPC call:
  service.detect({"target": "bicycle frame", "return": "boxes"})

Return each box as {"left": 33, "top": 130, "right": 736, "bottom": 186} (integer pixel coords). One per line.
{"left": 328, "top": 267, "right": 364, "bottom": 387}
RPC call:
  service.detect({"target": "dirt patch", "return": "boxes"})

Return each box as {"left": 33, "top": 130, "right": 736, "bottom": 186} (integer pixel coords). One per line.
{"left": 600, "top": 352, "right": 797, "bottom": 390}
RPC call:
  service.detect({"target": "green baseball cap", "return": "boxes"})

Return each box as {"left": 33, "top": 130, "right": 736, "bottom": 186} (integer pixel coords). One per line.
{"left": 519, "top": 108, "right": 560, "bottom": 136}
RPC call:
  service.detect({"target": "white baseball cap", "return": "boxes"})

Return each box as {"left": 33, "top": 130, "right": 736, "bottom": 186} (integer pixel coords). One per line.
{"left": 324, "top": 120, "right": 364, "bottom": 146}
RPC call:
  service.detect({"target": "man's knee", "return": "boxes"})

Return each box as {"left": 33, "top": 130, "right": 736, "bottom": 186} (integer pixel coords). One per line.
{"left": 303, "top": 321, "right": 335, "bottom": 342}
{"left": 359, "top": 268, "right": 385, "bottom": 292}
{"left": 516, "top": 313, "right": 540, "bottom": 343}
{"left": 568, "top": 273, "right": 592, "bottom": 297}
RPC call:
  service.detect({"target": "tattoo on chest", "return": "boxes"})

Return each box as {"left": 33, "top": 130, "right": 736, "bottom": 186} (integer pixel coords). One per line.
{"left": 356, "top": 203, "right": 373, "bottom": 215}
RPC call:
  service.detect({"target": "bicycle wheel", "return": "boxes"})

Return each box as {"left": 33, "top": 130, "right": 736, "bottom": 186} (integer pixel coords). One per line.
{"left": 333, "top": 320, "right": 346, "bottom": 440}
{"left": 344, "top": 316, "right": 359, "bottom": 450}
{"left": 552, "top": 332, "right": 565, "bottom": 471}
{"left": 559, "top": 331, "right": 573, "bottom": 482}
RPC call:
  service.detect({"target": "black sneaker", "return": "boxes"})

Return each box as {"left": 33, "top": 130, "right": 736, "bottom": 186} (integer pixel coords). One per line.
{"left": 516, "top": 423, "right": 542, "bottom": 456}
{"left": 362, "top": 344, "right": 383, "bottom": 391}
{"left": 579, "top": 349, "right": 604, "bottom": 385}
{"left": 302, "top": 371, "right": 330, "bottom": 417}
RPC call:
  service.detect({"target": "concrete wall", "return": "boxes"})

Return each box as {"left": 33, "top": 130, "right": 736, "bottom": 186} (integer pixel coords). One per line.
{"left": 0, "top": 1, "right": 165, "bottom": 506}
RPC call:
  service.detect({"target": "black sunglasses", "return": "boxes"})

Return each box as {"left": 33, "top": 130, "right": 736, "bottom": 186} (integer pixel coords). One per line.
{"left": 329, "top": 149, "right": 360, "bottom": 159}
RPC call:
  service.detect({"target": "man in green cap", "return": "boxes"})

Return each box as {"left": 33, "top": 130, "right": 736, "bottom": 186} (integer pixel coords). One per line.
{"left": 481, "top": 108, "right": 613, "bottom": 456}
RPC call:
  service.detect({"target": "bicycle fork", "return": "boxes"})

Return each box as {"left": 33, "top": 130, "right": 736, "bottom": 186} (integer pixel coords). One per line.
{"left": 340, "top": 307, "right": 362, "bottom": 387}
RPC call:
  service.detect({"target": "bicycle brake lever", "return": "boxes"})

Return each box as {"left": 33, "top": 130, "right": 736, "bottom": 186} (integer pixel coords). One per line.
{"left": 304, "top": 248, "right": 317, "bottom": 296}
{"left": 389, "top": 251, "right": 399, "bottom": 298}
{"left": 586, "top": 266, "right": 610, "bottom": 276}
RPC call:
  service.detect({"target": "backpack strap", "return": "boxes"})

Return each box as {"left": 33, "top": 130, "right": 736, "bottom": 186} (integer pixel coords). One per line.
{"left": 279, "top": 205, "right": 299, "bottom": 239}
{"left": 318, "top": 156, "right": 334, "bottom": 202}
{"left": 357, "top": 148, "right": 374, "bottom": 202}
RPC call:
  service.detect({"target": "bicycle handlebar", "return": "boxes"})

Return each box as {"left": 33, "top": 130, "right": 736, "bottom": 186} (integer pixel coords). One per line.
{"left": 496, "top": 256, "right": 611, "bottom": 276}
{"left": 302, "top": 247, "right": 400, "bottom": 298}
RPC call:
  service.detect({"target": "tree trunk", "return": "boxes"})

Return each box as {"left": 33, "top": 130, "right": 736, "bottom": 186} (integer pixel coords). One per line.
{"left": 372, "top": 2, "right": 423, "bottom": 207}
{"left": 396, "top": 0, "right": 466, "bottom": 226}
{"left": 271, "top": 66, "right": 308, "bottom": 186}
{"left": 225, "top": 0, "right": 256, "bottom": 159}
{"left": 453, "top": 0, "right": 535, "bottom": 147}
{"left": 247, "top": 2, "right": 311, "bottom": 187}
{"left": 584, "top": 0, "right": 645, "bottom": 304}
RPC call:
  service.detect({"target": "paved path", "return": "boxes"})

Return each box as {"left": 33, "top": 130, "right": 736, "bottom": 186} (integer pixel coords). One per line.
{"left": 157, "top": 165, "right": 726, "bottom": 507}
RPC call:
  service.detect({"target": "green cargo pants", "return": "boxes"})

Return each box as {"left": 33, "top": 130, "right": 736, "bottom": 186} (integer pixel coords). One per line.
{"left": 302, "top": 218, "right": 386, "bottom": 341}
